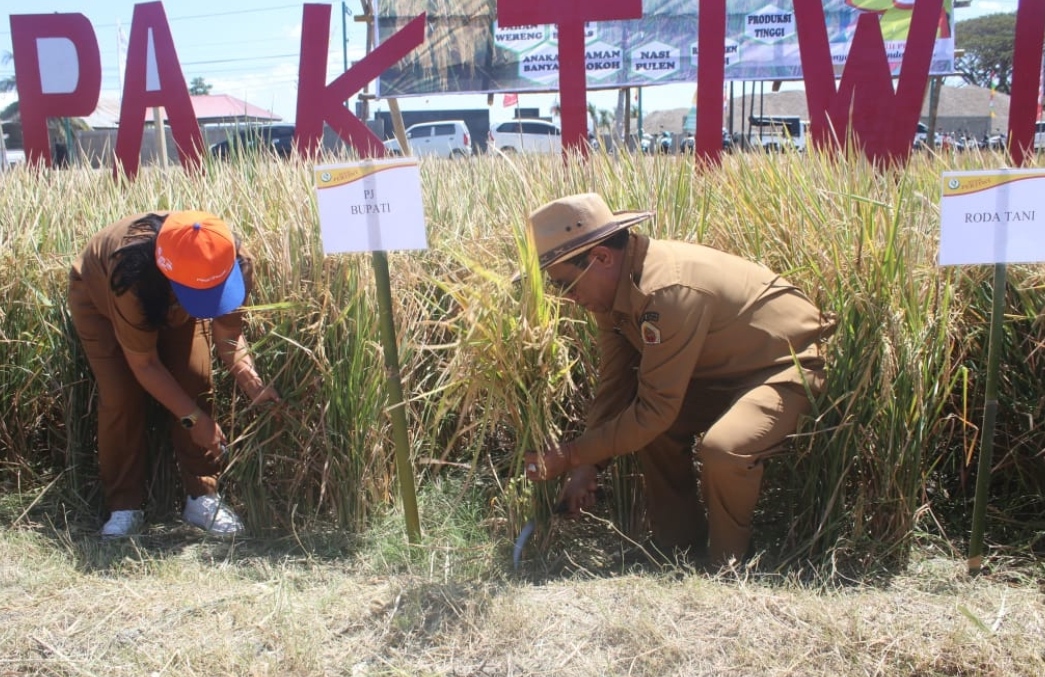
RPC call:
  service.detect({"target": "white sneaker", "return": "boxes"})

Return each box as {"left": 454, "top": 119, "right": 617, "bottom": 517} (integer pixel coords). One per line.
{"left": 101, "top": 509, "right": 144, "bottom": 538}
{"left": 182, "top": 494, "right": 244, "bottom": 536}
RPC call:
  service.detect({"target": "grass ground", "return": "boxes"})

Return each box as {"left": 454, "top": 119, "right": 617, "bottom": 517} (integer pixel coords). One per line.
{"left": 2, "top": 488, "right": 1043, "bottom": 677}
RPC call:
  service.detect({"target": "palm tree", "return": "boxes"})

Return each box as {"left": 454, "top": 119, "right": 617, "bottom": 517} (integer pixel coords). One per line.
{"left": 1, "top": 51, "right": 16, "bottom": 94}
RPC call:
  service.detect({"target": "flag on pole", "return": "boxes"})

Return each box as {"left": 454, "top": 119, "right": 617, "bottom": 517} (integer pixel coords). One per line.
{"left": 503, "top": 93, "right": 519, "bottom": 108}
{"left": 116, "top": 20, "right": 128, "bottom": 92}
{"left": 1038, "top": 66, "right": 1044, "bottom": 121}
{"left": 989, "top": 76, "right": 996, "bottom": 119}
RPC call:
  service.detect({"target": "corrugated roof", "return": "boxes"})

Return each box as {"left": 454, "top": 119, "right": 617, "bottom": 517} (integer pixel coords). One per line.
{"left": 81, "top": 96, "right": 123, "bottom": 128}
{"left": 78, "top": 93, "right": 281, "bottom": 129}
{"left": 149, "top": 94, "right": 282, "bottom": 125}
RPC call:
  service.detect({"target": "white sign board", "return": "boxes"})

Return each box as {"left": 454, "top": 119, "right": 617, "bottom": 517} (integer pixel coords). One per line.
{"left": 314, "top": 158, "right": 428, "bottom": 254}
{"left": 939, "top": 169, "right": 1045, "bottom": 266}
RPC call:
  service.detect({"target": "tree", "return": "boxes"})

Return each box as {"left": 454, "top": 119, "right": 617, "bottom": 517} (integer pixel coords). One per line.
{"left": 188, "top": 76, "right": 213, "bottom": 95}
{"left": 954, "top": 13, "right": 1018, "bottom": 94}
{"left": 1, "top": 51, "right": 16, "bottom": 94}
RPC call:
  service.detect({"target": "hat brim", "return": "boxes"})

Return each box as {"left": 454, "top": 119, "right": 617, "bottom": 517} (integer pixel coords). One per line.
{"left": 536, "top": 209, "right": 652, "bottom": 271}
{"left": 170, "top": 260, "right": 246, "bottom": 319}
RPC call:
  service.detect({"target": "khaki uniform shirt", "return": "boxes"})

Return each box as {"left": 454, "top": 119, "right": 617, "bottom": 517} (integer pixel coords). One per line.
{"left": 69, "top": 212, "right": 254, "bottom": 355}
{"left": 572, "top": 234, "right": 828, "bottom": 466}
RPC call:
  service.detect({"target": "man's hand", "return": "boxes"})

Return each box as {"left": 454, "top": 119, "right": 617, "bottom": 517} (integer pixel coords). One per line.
{"left": 558, "top": 464, "right": 599, "bottom": 517}
{"left": 523, "top": 443, "right": 574, "bottom": 481}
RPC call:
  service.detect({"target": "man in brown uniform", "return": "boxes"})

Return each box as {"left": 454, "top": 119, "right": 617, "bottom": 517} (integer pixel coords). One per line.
{"left": 522, "top": 193, "right": 829, "bottom": 564}
{"left": 69, "top": 211, "right": 280, "bottom": 538}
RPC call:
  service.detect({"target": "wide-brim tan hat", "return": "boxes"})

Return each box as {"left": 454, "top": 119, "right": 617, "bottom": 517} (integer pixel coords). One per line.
{"left": 527, "top": 193, "right": 652, "bottom": 270}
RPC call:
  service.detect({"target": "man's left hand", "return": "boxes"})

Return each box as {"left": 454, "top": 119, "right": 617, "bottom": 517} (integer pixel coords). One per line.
{"left": 524, "top": 444, "right": 573, "bottom": 481}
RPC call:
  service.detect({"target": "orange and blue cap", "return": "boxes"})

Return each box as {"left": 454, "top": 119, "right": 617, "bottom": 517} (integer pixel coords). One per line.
{"left": 155, "top": 211, "right": 245, "bottom": 319}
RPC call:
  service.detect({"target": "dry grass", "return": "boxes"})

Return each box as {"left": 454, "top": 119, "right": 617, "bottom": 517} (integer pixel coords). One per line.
{"left": 1, "top": 522, "right": 1042, "bottom": 676}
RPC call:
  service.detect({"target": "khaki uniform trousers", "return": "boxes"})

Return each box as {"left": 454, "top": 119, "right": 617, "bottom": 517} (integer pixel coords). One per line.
{"left": 69, "top": 281, "right": 220, "bottom": 511}
{"left": 637, "top": 379, "right": 817, "bottom": 564}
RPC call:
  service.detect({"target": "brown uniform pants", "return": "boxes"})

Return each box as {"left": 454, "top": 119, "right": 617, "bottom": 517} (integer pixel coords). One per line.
{"left": 69, "top": 281, "right": 220, "bottom": 511}
{"left": 637, "top": 379, "right": 819, "bottom": 564}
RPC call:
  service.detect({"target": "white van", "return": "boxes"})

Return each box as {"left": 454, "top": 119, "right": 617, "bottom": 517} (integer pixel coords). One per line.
{"left": 747, "top": 115, "right": 807, "bottom": 152}
{"left": 1, "top": 147, "right": 25, "bottom": 169}
{"left": 488, "top": 119, "right": 562, "bottom": 154}
{"left": 384, "top": 120, "right": 472, "bottom": 158}
{"left": 1035, "top": 121, "right": 1045, "bottom": 151}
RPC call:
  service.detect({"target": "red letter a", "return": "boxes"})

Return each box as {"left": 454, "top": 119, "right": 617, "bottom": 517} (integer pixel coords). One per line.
{"left": 114, "top": 2, "right": 204, "bottom": 179}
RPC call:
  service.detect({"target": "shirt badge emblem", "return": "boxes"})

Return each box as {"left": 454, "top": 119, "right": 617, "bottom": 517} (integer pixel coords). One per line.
{"left": 641, "top": 321, "right": 661, "bottom": 345}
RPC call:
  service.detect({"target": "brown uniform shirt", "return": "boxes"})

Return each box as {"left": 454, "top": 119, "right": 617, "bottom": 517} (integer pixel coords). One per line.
{"left": 572, "top": 233, "right": 828, "bottom": 466}
{"left": 69, "top": 212, "right": 255, "bottom": 354}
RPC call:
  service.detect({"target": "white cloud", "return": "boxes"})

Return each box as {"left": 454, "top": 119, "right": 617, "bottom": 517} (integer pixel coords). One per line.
{"left": 966, "top": 1, "right": 1018, "bottom": 16}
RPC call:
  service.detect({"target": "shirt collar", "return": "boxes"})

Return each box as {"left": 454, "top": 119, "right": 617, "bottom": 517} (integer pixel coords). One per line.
{"left": 610, "top": 233, "right": 650, "bottom": 316}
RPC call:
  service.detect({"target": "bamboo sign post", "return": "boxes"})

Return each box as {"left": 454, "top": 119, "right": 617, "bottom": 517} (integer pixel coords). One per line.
{"left": 313, "top": 158, "right": 427, "bottom": 544}
{"left": 938, "top": 168, "right": 1045, "bottom": 575}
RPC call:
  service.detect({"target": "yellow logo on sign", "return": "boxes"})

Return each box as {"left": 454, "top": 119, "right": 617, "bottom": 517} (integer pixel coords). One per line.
{"left": 315, "top": 162, "right": 414, "bottom": 189}
{"left": 943, "top": 172, "right": 1045, "bottom": 197}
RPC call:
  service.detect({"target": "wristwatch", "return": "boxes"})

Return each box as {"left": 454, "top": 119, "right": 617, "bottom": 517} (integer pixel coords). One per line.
{"left": 179, "top": 408, "right": 201, "bottom": 429}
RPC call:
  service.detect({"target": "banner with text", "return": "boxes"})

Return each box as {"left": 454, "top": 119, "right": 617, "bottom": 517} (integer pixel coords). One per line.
{"left": 374, "top": 0, "right": 955, "bottom": 97}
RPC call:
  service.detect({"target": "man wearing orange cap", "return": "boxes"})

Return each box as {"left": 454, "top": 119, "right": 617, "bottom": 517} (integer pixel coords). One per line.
{"left": 69, "top": 211, "right": 280, "bottom": 538}
{"left": 521, "top": 193, "right": 831, "bottom": 565}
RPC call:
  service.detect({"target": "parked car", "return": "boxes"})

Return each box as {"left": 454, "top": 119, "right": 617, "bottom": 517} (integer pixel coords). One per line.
{"left": 210, "top": 124, "right": 296, "bottom": 158}
{"left": 384, "top": 120, "right": 472, "bottom": 158}
{"left": 747, "top": 115, "right": 807, "bottom": 152}
{"left": 1, "top": 147, "right": 26, "bottom": 169}
{"left": 488, "top": 118, "right": 562, "bottom": 154}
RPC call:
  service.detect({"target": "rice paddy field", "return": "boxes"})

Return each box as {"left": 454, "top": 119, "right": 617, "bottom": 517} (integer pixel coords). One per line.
{"left": 1, "top": 145, "right": 1044, "bottom": 675}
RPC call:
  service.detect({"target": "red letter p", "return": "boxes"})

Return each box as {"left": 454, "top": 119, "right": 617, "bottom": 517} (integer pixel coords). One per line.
{"left": 10, "top": 14, "right": 101, "bottom": 166}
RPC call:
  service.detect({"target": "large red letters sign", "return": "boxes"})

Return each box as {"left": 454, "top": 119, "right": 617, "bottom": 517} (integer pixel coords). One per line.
{"left": 9, "top": 1, "right": 1045, "bottom": 170}
{"left": 9, "top": 3, "right": 423, "bottom": 176}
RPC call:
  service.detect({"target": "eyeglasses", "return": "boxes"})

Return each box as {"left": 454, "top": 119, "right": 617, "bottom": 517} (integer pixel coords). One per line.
{"left": 546, "top": 258, "right": 594, "bottom": 296}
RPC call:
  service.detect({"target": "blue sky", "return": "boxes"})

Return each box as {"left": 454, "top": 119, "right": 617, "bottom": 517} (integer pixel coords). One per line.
{"left": 0, "top": 0, "right": 1024, "bottom": 126}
